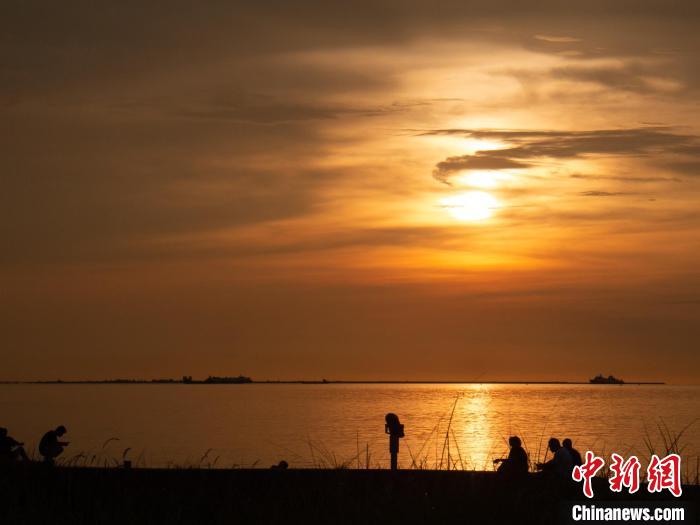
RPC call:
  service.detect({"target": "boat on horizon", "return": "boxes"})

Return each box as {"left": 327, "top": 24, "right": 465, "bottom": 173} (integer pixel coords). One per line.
{"left": 589, "top": 373, "right": 624, "bottom": 384}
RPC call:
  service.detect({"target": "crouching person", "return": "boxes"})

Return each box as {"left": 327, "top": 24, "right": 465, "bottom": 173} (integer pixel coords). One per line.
{"left": 39, "top": 425, "right": 69, "bottom": 465}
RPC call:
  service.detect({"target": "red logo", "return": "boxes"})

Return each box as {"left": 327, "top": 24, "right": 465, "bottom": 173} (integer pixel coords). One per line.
{"left": 647, "top": 454, "right": 682, "bottom": 497}
{"left": 572, "top": 451, "right": 605, "bottom": 498}
{"left": 572, "top": 452, "right": 682, "bottom": 498}
{"left": 609, "top": 453, "right": 641, "bottom": 494}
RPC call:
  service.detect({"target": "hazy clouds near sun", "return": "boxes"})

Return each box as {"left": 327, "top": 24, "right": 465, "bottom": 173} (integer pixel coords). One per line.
{"left": 2, "top": 1, "right": 700, "bottom": 382}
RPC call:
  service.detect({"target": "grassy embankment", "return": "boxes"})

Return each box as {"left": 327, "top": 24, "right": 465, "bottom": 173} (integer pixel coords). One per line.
{"left": 1, "top": 465, "right": 698, "bottom": 525}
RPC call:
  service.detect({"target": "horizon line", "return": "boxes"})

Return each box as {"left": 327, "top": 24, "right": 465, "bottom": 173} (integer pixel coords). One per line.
{"left": 0, "top": 378, "right": 668, "bottom": 385}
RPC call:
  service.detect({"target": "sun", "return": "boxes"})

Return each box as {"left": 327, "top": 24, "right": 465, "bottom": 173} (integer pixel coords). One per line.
{"left": 440, "top": 191, "right": 500, "bottom": 221}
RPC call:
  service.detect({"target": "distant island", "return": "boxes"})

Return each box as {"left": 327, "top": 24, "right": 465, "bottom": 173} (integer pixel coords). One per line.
{"left": 0, "top": 375, "right": 254, "bottom": 385}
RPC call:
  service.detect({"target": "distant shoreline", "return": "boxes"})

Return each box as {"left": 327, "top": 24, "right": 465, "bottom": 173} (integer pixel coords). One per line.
{"left": 0, "top": 380, "right": 667, "bottom": 385}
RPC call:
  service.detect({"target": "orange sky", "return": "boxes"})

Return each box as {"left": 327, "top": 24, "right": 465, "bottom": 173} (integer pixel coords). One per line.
{"left": 2, "top": 1, "right": 700, "bottom": 382}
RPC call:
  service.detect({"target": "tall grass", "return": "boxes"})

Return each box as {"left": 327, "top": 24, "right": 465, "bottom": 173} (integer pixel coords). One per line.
{"left": 12, "top": 412, "right": 698, "bottom": 484}
{"left": 641, "top": 418, "right": 699, "bottom": 484}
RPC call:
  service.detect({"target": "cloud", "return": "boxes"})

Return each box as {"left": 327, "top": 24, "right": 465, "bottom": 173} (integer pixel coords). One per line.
{"left": 176, "top": 98, "right": 430, "bottom": 124}
{"left": 467, "top": 128, "right": 694, "bottom": 157}
{"left": 534, "top": 34, "right": 582, "bottom": 43}
{"left": 179, "top": 103, "right": 339, "bottom": 123}
{"left": 428, "top": 127, "right": 700, "bottom": 184}
{"left": 570, "top": 174, "right": 681, "bottom": 183}
{"left": 432, "top": 154, "right": 530, "bottom": 184}
{"left": 665, "top": 160, "right": 700, "bottom": 176}
{"left": 548, "top": 65, "right": 683, "bottom": 94}
{"left": 578, "top": 191, "right": 629, "bottom": 197}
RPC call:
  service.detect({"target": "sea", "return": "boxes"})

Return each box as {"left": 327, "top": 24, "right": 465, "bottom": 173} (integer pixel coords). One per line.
{"left": 1, "top": 383, "right": 698, "bottom": 474}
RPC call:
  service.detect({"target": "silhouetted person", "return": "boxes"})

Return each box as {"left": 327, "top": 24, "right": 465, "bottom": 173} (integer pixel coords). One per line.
{"left": 493, "top": 436, "right": 528, "bottom": 479}
{"left": 39, "top": 425, "right": 69, "bottom": 465}
{"left": 562, "top": 438, "right": 582, "bottom": 467}
{"left": 385, "top": 413, "right": 404, "bottom": 471}
{"left": 536, "top": 438, "right": 573, "bottom": 480}
{"left": 0, "top": 427, "right": 29, "bottom": 463}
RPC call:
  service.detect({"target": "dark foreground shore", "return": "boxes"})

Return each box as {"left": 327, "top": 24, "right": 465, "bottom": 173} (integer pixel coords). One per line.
{"left": 1, "top": 466, "right": 697, "bottom": 525}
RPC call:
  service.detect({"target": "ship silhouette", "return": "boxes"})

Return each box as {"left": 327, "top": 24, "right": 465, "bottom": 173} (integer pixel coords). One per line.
{"left": 589, "top": 373, "right": 624, "bottom": 384}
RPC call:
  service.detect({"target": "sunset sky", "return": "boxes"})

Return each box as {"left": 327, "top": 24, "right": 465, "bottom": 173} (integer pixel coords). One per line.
{"left": 2, "top": 1, "right": 700, "bottom": 382}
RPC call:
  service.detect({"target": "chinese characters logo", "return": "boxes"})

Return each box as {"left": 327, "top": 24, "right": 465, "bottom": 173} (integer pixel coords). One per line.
{"left": 572, "top": 452, "right": 682, "bottom": 498}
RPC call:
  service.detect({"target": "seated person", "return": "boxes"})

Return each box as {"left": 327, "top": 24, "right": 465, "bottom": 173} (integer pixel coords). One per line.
{"left": 0, "top": 427, "right": 29, "bottom": 463}
{"left": 39, "top": 425, "right": 69, "bottom": 465}
{"left": 563, "top": 438, "right": 583, "bottom": 467}
{"left": 536, "top": 437, "right": 573, "bottom": 479}
{"left": 493, "top": 436, "right": 529, "bottom": 478}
